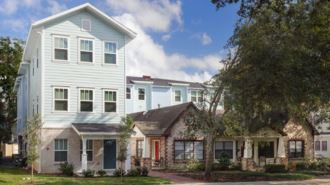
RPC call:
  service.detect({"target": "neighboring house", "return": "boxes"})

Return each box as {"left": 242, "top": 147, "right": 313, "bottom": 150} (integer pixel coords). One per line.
{"left": 125, "top": 75, "right": 223, "bottom": 113}
{"left": 14, "top": 3, "right": 136, "bottom": 173}
{"left": 314, "top": 122, "right": 330, "bottom": 158}
{"left": 130, "top": 102, "right": 315, "bottom": 171}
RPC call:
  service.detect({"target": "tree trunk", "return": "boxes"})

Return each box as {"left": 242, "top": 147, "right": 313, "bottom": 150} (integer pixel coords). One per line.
{"left": 204, "top": 134, "right": 214, "bottom": 179}
{"left": 31, "top": 163, "right": 34, "bottom": 183}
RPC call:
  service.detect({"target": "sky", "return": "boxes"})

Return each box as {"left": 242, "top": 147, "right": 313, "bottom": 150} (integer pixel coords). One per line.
{"left": 0, "top": 0, "right": 240, "bottom": 82}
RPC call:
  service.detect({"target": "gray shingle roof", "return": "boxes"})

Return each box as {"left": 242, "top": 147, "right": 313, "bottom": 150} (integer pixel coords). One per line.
{"left": 72, "top": 123, "right": 121, "bottom": 134}
{"left": 127, "top": 76, "right": 205, "bottom": 89}
{"left": 129, "top": 102, "right": 196, "bottom": 136}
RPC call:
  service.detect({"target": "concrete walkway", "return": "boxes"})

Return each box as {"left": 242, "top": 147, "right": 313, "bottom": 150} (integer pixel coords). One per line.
{"left": 149, "top": 170, "right": 206, "bottom": 184}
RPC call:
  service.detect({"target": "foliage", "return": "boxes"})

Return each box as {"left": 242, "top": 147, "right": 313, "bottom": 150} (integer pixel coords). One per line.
{"left": 97, "top": 170, "right": 107, "bottom": 177}
{"left": 140, "top": 166, "right": 149, "bottom": 177}
{"left": 264, "top": 164, "right": 287, "bottom": 173}
{"left": 0, "top": 37, "right": 23, "bottom": 143}
{"left": 186, "top": 159, "right": 205, "bottom": 171}
{"left": 217, "top": 153, "right": 231, "bottom": 170}
{"left": 126, "top": 169, "right": 140, "bottom": 177}
{"left": 82, "top": 169, "right": 94, "bottom": 177}
{"left": 26, "top": 114, "right": 41, "bottom": 180}
{"left": 113, "top": 168, "right": 126, "bottom": 177}
{"left": 296, "top": 158, "right": 330, "bottom": 172}
{"left": 58, "top": 162, "right": 74, "bottom": 176}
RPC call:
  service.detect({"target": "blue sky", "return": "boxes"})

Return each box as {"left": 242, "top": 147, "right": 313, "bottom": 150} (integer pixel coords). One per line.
{"left": 0, "top": 0, "right": 239, "bottom": 82}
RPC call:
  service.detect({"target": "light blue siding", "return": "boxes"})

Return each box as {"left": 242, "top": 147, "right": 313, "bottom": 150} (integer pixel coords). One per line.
{"left": 151, "top": 87, "right": 171, "bottom": 109}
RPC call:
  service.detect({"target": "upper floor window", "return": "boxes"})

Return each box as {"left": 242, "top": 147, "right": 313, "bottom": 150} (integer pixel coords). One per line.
{"left": 174, "top": 90, "right": 181, "bottom": 102}
{"left": 80, "top": 39, "right": 93, "bottom": 63}
{"left": 315, "top": 141, "right": 320, "bottom": 151}
{"left": 288, "top": 140, "right": 304, "bottom": 158}
{"left": 54, "top": 37, "right": 68, "bottom": 61}
{"left": 54, "top": 88, "right": 68, "bottom": 111}
{"left": 322, "top": 141, "right": 327, "bottom": 151}
{"left": 104, "top": 90, "right": 117, "bottom": 112}
{"left": 80, "top": 89, "right": 93, "bottom": 112}
{"left": 54, "top": 139, "right": 68, "bottom": 162}
{"left": 126, "top": 88, "right": 131, "bottom": 99}
{"left": 191, "top": 90, "right": 203, "bottom": 103}
{"left": 138, "top": 88, "right": 145, "bottom": 100}
{"left": 104, "top": 42, "right": 116, "bottom": 64}
{"left": 81, "top": 19, "right": 91, "bottom": 32}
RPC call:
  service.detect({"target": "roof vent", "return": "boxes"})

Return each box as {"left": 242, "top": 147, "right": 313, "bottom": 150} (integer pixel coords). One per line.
{"left": 142, "top": 75, "right": 151, "bottom": 80}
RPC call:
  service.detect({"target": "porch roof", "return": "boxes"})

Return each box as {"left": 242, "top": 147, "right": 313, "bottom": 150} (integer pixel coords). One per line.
{"left": 72, "top": 123, "right": 121, "bottom": 136}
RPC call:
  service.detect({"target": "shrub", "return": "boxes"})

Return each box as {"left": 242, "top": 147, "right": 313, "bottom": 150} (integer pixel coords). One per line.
{"left": 58, "top": 162, "right": 74, "bottom": 176}
{"left": 141, "top": 166, "right": 149, "bottom": 176}
{"left": 296, "top": 162, "right": 308, "bottom": 171}
{"left": 126, "top": 169, "right": 140, "bottom": 176}
{"left": 264, "top": 164, "right": 287, "bottom": 173}
{"left": 82, "top": 169, "right": 94, "bottom": 177}
{"left": 187, "top": 159, "right": 205, "bottom": 171}
{"left": 317, "top": 158, "right": 330, "bottom": 172}
{"left": 97, "top": 170, "right": 107, "bottom": 177}
{"left": 217, "top": 153, "right": 231, "bottom": 170}
{"left": 230, "top": 162, "right": 241, "bottom": 170}
{"left": 113, "top": 168, "right": 125, "bottom": 177}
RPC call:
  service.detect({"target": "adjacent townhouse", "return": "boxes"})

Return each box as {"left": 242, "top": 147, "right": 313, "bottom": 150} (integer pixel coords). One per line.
{"left": 314, "top": 122, "right": 330, "bottom": 158}
{"left": 14, "top": 3, "right": 136, "bottom": 173}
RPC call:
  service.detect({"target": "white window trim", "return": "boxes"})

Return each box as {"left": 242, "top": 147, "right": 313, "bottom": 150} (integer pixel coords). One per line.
{"left": 80, "top": 139, "right": 94, "bottom": 162}
{"left": 174, "top": 90, "right": 182, "bottom": 102}
{"left": 78, "top": 38, "right": 94, "bottom": 64}
{"left": 138, "top": 88, "right": 146, "bottom": 101}
{"left": 52, "top": 35, "right": 70, "bottom": 62}
{"left": 53, "top": 87, "right": 69, "bottom": 112}
{"left": 54, "top": 138, "right": 69, "bottom": 163}
{"left": 81, "top": 18, "right": 91, "bottom": 32}
{"left": 79, "top": 88, "right": 94, "bottom": 113}
{"left": 103, "top": 89, "right": 118, "bottom": 113}
{"left": 103, "top": 41, "right": 118, "bottom": 65}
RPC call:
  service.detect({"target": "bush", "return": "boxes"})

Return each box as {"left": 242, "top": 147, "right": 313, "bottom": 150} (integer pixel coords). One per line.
{"left": 126, "top": 169, "right": 140, "bottom": 176}
{"left": 187, "top": 159, "right": 205, "bottom": 171}
{"left": 58, "top": 162, "right": 74, "bottom": 176}
{"left": 82, "top": 169, "right": 94, "bottom": 177}
{"left": 217, "top": 153, "right": 231, "bottom": 170}
{"left": 141, "top": 166, "right": 149, "bottom": 176}
{"left": 296, "top": 162, "right": 308, "bottom": 171}
{"left": 230, "top": 162, "right": 241, "bottom": 170}
{"left": 317, "top": 158, "right": 330, "bottom": 172}
{"left": 113, "top": 168, "right": 125, "bottom": 177}
{"left": 97, "top": 170, "right": 107, "bottom": 177}
{"left": 264, "top": 164, "right": 287, "bottom": 173}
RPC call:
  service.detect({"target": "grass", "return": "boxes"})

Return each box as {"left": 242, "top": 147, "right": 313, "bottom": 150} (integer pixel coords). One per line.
{"left": 0, "top": 167, "right": 172, "bottom": 185}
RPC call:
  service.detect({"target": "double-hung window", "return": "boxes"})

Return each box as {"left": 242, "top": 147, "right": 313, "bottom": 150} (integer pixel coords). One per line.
{"left": 136, "top": 140, "right": 143, "bottom": 158}
{"left": 80, "top": 89, "right": 93, "bottom": 112}
{"left": 54, "top": 88, "right": 68, "bottom": 111}
{"left": 104, "top": 90, "right": 116, "bottom": 112}
{"left": 55, "top": 139, "right": 68, "bottom": 162}
{"left": 80, "top": 39, "right": 93, "bottom": 63}
{"left": 138, "top": 88, "right": 145, "bottom": 100}
{"left": 215, "top": 141, "right": 233, "bottom": 159}
{"left": 126, "top": 88, "right": 131, "bottom": 99}
{"left": 322, "top": 141, "right": 327, "bottom": 151}
{"left": 54, "top": 37, "right": 68, "bottom": 61}
{"left": 80, "top": 140, "right": 93, "bottom": 161}
{"left": 289, "top": 140, "right": 304, "bottom": 158}
{"left": 174, "top": 140, "right": 204, "bottom": 160}
{"left": 104, "top": 42, "right": 116, "bottom": 64}
{"left": 315, "top": 141, "right": 320, "bottom": 151}
{"left": 174, "top": 90, "right": 181, "bottom": 102}
{"left": 191, "top": 90, "right": 203, "bottom": 103}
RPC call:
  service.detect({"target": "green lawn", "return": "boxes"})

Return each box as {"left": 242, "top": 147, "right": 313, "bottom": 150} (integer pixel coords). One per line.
{"left": 0, "top": 167, "right": 172, "bottom": 185}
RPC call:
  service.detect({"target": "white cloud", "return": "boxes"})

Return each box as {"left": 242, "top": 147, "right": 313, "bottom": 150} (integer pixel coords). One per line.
{"left": 161, "top": 34, "right": 171, "bottom": 41}
{"left": 3, "top": 19, "right": 26, "bottom": 32}
{"left": 47, "top": 0, "right": 67, "bottom": 15}
{"left": 0, "top": 0, "right": 40, "bottom": 15}
{"left": 105, "top": 0, "right": 183, "bottom": 32}
{"left": 115, "top": 14, "right": 222, "bottom": 82}
{"left": 201, "top": 32, "right": 212, "bottom": 45}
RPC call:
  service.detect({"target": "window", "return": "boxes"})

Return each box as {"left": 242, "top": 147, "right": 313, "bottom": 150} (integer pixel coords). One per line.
{"left": 322, "top": 141, "right": 327, "bottom": 151}
{"left": 81, "top": 19, "right": 91, "bottom": 32}
{"left": 174, "top": 90, "right": 181, "bottom": 102}
{"left": 80, "top": 39, "right": 93, "bottom": 62}
{"left": 80, "top": 140, "right": 93, "bottom": 161}
{"left": 36, "top": 48, "right": 39, "bottom": 68}
{"left": 191, "top": 90, "right": 203, "bottom": 103}
{"left": 54, "top": 88, "right": 68, "bottom": 111}
{"left": 55, "top": 139, "right": 68, "bottom": 162}
{"left": 126, "top": 88, "right": 131, "bottom": 99}
{"left": 104, "top": 90, "right": 116, "bottom": 112}
{"left": 138, "top": 88, "right": 145, "bottom": 100}
{"left": 289, "top": 140, "right": 304, "bottom": 158}
{"left": 315, "top": 141, "right": 320, "bottom": 151}
{"left": 80, "top": 89, "right": 93, "bottom": 112}
{"left": 215, "top": 141, "right": 233, "bottom": 159}
{"left": 136, "top": 140, "right": 143, "bottom": 158}
{"left": 258, "top": 141, "right": 274, "bottom": 158}
{"left": 104, "top": 42, "right": 116, "bottom": 64}
{"left": 174, "top": 141, "right": 204, "bottom": 160}
{"left": 54, "top": 37, "right": 68, "bottom": 61}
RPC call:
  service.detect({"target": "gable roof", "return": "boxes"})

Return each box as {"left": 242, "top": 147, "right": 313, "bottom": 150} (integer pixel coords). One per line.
{"left": 129, "top": 102, "right": 196, "bottom": 136}
{"left": 127, "top": 76, "right": 205, "bottom": 89}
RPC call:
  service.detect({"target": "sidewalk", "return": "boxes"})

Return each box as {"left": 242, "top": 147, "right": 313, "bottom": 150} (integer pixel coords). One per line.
{"left": 149, "top": 170, "right": 206, "bottom": 184}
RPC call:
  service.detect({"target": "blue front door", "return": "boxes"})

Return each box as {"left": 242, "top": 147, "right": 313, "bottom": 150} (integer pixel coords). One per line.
{"left": 103, "top": 139, "right": 116, "bottom": 169}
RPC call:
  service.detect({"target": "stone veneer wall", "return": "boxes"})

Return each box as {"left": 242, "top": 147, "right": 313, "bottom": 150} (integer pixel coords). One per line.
{"left": 39, "top": 128, "right": 104, "bottom": 173}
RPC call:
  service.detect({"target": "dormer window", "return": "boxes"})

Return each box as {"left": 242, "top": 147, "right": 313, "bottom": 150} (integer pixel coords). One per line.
{"left": 81, "top": 19, "right": 91, "bottom": 32}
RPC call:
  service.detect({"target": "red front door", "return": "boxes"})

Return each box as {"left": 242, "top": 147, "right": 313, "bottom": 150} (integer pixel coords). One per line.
{"left": 154, "top": 141, "right": 160, "bottom": 161}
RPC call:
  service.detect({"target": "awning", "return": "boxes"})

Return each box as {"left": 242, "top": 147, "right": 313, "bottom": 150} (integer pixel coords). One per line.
{"left": 72, "top": 123, "right": 121, "bottom": 136}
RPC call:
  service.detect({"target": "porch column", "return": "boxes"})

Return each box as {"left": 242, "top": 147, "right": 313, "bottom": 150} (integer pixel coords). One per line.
{"left": 243, "top": 138, "right": 252, "bottom": 158}
{"left": 277, "top": 137, "right": 286, "bottom": 158}
{"left": 81, "top": 138, "right": 87, "bottom": 171}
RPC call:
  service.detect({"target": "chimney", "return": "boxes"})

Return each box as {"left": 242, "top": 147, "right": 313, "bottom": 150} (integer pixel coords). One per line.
{"left": 142, "top": 75, "right": 151, "bottom": 80}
